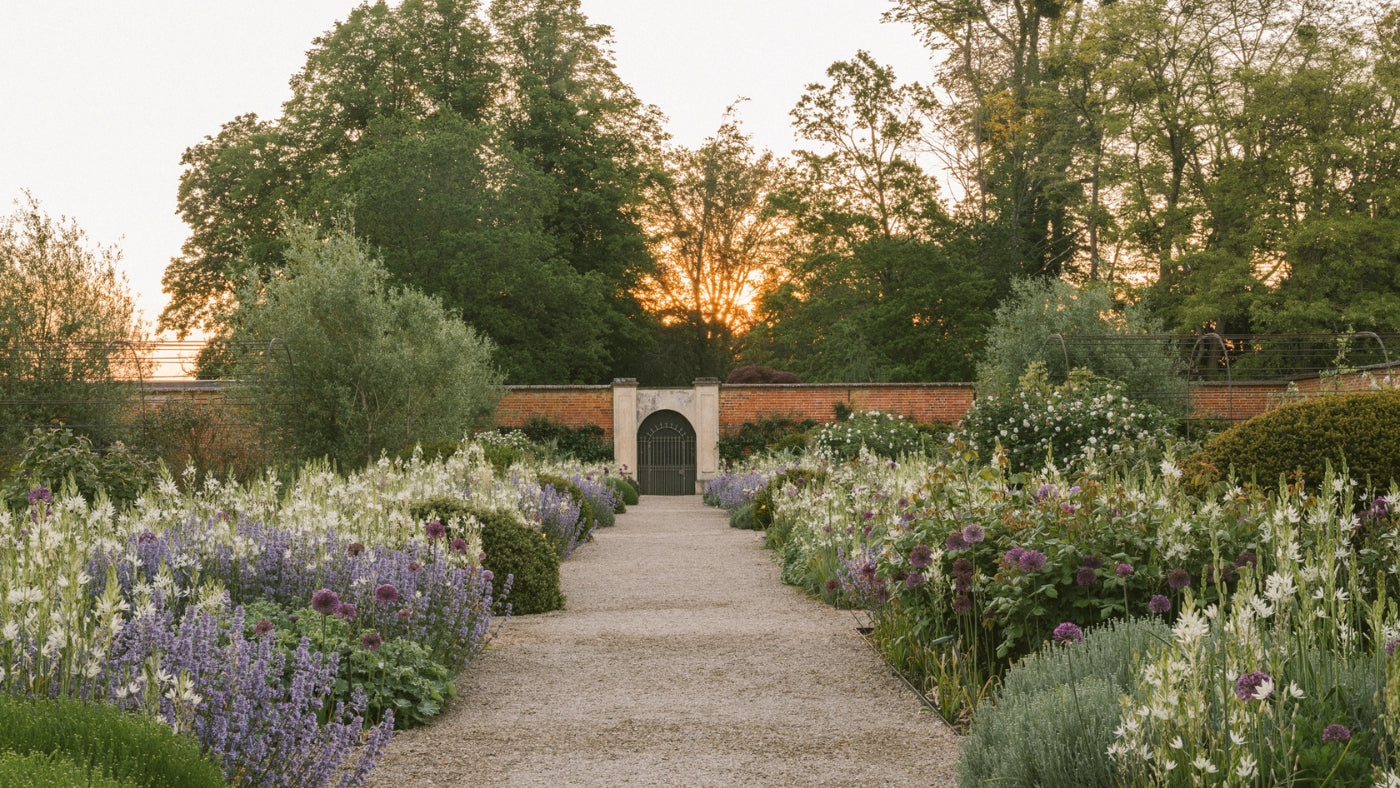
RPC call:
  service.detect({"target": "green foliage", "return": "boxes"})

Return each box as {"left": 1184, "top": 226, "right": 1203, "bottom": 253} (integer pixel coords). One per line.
{"left": 728, "top": 503, "right": 756, "bottom": 531}
{"left": 2, "top": 427, "right": 156, "bottom": 510}
{"left": 0, "top": 693, "right": 226, "bottom": 788}
{"left": 599, "top": 476, "right": 631, "bottom": 512}
{"left": 810, "top": 410, "right": 930, "bottom": 461}
{"left": 240, "top": 600, "right": 455, "bottom": 730}
{"left": 0, "top": 194, "right": 147, "bottom": 449}
{"left": 411, "top": 498, "right": 564, "bottom": 615}
{"left": 959, "top": 618, "right": 1170, "bottom": 788}
{"left": 957, "top": 365, "right": 1175, "bottom": 474}
{"left": 536, "top": 472, "right": 602, "bottom": 533}
{"left": 0, "top": 751, "right": 142, "bottom": 788}
{"left": 748, "top": 468, "right": 828, "bottom": 531}
{"left": 1183, "top": 389, "right": 1400, "bottom": 494}
{"left": 507, "top": 416, "right": 611, "bottom": 463}
{"left": 225, "top": 221, "right": 502, "bottom": 471}
{"left": 976, "top": 278, "right": 1189, "bottom": 417}
{"left": 717, "top": 416, "right": 816, "bottom": 463}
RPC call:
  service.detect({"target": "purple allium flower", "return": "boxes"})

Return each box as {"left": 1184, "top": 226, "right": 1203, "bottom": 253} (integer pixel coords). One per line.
{"left": 361, "top": 631, "right": 383, "bottom": 652}
{"left": 1167, "top": 568, "right": 1191, "bottom": 591}
{"left": 27, "top": 486, "right": 51, "bottom": 505}
{"left": 1115, "top": 562, "right": 1135, "bottom": 577}
{"left": 253, "top": 619, "right": 274, "bottom": 637}
{"left": 1018, "top": 549, "right": 1048, "bottom": 573}
{"left": 347, "top": 542, "right": 365, "bottom": 557}
{"left": 1053, "top": 622, "right": 1085, "bottom": 644}
{"left": 1148, "top": 594, "right": 1171, "bottom": 614}
{"left": 1235, "top": 670, "right": 1272, "bottom": 701}
{"left": 1322, "top": 724, "right": 1351, "bottom": 743}
{"left": 946, "top": 531, "right": 969, "bottom": 552}
{"left": 905, "top": 572, "right": 926, "bottom": 589}
{"left": 375, "top": 583, "right": 399, "bottom": 605}
{"left": 1081, "top": 554, "right": 1104, "bottom": 570}
{"left": 1387, "top": 639, "right": 1398, "bottom": 657}
{"left": 1067, "top": 485, "right": 1081, "bottom": 496}
{"left": 397, "top": 607, "right": 412, "bottom": 620}
{"left": 1061, "top": 502, "right": 1077, "bottom": 514}
{"left": 952, "top": 594, "right": 973, "bottom": 613}
{"left": 962, "top": 524, "right": 986, "bottom": 544}
{"left": 137, "top": 530, "right": 158, "bottom": 545}
{"left": 909, "top": 544, "right": 934, "bottom": 569}
{"left": 951, "top": 557, "right": 974, "bottom": 583}
{"left": 824, "top": 578, "right": 841, "bottom": 596}
{"left": 449, "top": 537, "right": 469, "bottom": 554}
{"left": 1003, "top": 546, "right": 1026, "bottom": 567}
{"left": 856, "top": 558, "right": 879, "bottom": 583}
{"left": 1235, "top": 551, "right": 1258, "bottom": 569}
{"left": 862, "top": 510, "right": 875, "bottom": 520}
{"left": 311, "top": 588, "right": 340, "bottom": 615}
{"left": 1075, "top": 567, "right": 1098, "bottom": 586}
{"left": 336, "top": 602, "right": 356, "bottom": 620}
{"left": 426, "top": 521, "right": 447, "bottom": 540}
{"left": 481, "top": 569, "right": 494, "bottom": 583}
{"left": 897, "top": 497, "right": 909, "bottom": 509}
{"left": 407, "top": 561, "right": 422, "bottom": 574}
{"left": 1035, "top": 484, "right": 1058, "bottom": 502}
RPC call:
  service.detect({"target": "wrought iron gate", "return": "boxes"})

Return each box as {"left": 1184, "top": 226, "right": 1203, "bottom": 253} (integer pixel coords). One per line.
{"left": 637, "top": 410, "right": 697, "bottom": 495}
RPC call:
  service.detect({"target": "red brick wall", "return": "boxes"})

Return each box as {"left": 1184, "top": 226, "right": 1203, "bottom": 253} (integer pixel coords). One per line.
{"left": 495, "top": 386, "right": 614, "bottom": 441}
{"left": 1188, "top": 382, "right": 1287, "bottom": 422}
{"left": 718, "top": 383, "right": 976, "bottom": 436}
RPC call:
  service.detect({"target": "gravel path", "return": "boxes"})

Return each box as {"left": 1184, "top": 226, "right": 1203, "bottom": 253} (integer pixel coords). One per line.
{"left": 365, "top": 495, "right": 961, "bottom": 787}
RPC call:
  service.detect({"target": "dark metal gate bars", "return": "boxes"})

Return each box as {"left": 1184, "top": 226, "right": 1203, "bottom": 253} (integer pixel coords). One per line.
{"left": 636, "top": 410, "right": 696, "bottom": 495}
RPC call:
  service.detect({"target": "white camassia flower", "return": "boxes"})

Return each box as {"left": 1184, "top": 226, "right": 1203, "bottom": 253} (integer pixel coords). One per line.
{"left": 1236, "top": 754, "right": 1257, "bottom": 779}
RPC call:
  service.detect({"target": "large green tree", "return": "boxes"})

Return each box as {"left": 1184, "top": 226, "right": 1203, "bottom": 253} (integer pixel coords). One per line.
{"left": 749, "top": 54, "right": 994, "bottom": 382}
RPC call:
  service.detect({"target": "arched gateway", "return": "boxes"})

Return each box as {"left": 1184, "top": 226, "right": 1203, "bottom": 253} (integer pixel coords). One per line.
{"left": 636, "top": 410, "right": 697, "bottom": 495}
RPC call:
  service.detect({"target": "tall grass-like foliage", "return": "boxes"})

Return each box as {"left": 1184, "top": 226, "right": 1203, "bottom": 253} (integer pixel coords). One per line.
{"left": 0, "top": 692, "right": 226, "bottom": 787}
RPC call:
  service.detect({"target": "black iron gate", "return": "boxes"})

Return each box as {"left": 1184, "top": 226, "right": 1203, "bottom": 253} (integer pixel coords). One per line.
{"left": 637, "top": 410, "right": 697, "bottom": 495}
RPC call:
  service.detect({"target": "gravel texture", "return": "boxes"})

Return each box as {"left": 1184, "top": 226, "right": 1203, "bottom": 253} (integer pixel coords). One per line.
{"left": 365, "top": 494, "right": 961, "bottom": 787}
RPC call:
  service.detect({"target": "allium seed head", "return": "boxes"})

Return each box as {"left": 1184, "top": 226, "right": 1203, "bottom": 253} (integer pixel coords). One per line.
{"left": 311, "top": 588, "right": 340, "bottom": 615}
{"left": 1053, "top": 622, "right": 1084, "bottom": 644}
{"left": 1148, "top": 594, "right": 1171, "bottom": 615}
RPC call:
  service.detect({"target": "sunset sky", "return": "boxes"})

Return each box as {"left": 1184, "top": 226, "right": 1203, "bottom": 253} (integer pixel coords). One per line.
{"left": 0, "top": 1, "right": 932, "bottom": 331}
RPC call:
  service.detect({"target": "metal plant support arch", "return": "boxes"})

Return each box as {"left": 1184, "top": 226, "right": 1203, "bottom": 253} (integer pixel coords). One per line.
{"left": 262, "top": 338, "right": 298, "bottom": 469}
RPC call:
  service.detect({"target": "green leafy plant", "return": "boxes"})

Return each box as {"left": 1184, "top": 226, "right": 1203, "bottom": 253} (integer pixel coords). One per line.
{"left": 410, "top": 498, "right": 564, "bottom": 615}
{"left": 2, "top": 426, "right": 156, "bottom": 509}
{"left": 0, "top": 693, "right": 226, "bottom": 788}
{"left": 505, "top": 416, "right": 611, "bottom": 463}
{"left": 718, "top": 415, "right": 816, "bottom": 463}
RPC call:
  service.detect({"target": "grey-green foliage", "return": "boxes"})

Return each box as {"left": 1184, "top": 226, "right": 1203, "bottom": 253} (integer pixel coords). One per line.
{"left": 0, "top": 194, "right": 145, "bottom": 447}
{"left": 226, "top": 220, "right": 502, "bottom": 470}
{"left": 958, "top": 617, "right": 1170, "bottom": 788}
{"left": 976, "top": 278, "right": 1189, "bottom": 417}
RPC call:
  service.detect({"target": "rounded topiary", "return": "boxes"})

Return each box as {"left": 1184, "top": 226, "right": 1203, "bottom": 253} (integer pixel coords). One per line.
{"left": 600, "top": 476, "right": 632, "bottom": 512}
{"left": 410, "top": 497, "right": 563, "bottom": 615}
{"left": 749, "top": 468, "right": 829, "bottom": 531}
{"left": 1182, "top": 389, "right": 1400, "bottom": 496}
{"left": 536, "top": 473, "right": 599, "bottom": 532}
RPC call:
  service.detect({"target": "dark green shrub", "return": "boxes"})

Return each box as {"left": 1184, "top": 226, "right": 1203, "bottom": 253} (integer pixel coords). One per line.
{"left": 717, "top": 415, "right": 817, "bottom": 463}
{"left": 536, "top": 473, "right": 600, "bottom": 532}
{"left": 506, "top": 416, "right": 611, "bottom": 463}
{"left": 411, "top": 497, "right": 563, "bottom": 615}
{"left": 620, "top": 475, "right": 641, "bottom": 502}
{"left": 0, "top": 694, "right": 227, "bottom": 788}
{"left": 600, "top": 476, "right": 631, "bottom": 512}
{"left": 1183, "top": 389, "right": 1400, "bottom": 495}
{"left": 2, "top": 426, "right": 156, "bottom": 510}
{"left": 750, "top": 468, "right": 829, "bottom": 531}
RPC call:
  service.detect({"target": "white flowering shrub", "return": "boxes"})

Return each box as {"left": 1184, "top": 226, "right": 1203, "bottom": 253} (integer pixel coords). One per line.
{"left": 810, "top": 410, "right": 931, "bottom": 461}
{"left": 957, "top": 364, "right": 1175, "bottom": 474}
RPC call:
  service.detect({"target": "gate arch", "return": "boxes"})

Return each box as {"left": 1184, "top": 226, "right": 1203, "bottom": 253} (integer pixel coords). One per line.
{"left": 637, "top": 410, "right": 696, "bottom": 495}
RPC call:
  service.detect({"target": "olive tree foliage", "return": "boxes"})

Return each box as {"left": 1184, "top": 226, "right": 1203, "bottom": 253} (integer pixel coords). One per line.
{"left": 0, "top": 194, "right": 146, "bottom": 445}
{"left": 225, "top": 220, "right": 502, "bottom": 470}
{"left": 976, "top": 278, "right": 1189, "bottom": 417}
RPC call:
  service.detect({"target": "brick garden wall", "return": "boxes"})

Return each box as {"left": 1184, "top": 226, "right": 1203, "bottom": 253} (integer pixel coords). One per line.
{"left": 495, "top": 386, "right": 615, "bottom": 441}
{"left": 717, "top": 383, "right": 976, "bottom": 436}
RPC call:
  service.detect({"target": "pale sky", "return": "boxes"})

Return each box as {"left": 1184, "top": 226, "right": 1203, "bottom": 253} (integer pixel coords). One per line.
{"left": 0, "top": 1, "right": 934, "bottom": 332}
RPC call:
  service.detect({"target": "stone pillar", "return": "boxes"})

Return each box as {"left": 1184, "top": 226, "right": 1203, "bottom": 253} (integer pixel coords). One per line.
{"left": 693, "top": 377, "right": 721, "bottom": 493}
{"left": 611, "top": 378, "right": 638, "bottom": 477}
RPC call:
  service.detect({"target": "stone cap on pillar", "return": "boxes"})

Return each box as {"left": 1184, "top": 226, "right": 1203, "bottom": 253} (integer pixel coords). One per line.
{"left": 612, "top": 377, "right": 638, "bottom": 387}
